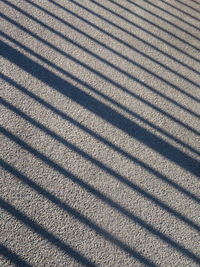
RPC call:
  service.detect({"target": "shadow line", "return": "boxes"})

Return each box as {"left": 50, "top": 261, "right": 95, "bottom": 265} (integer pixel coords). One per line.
{"left": 175, "top": 0, "right": 200, "bottom": 13}
{"left": 108, "top": 0, "right": 200, "bottom": 39}
{"left": 0, "top": 160, "right": 158, "bottom": 266}
{"left": 0, "top": 198, "right": 98, "bottom": 267}
{"left": 130, "top": 0, "right": 200, "bottom": 31}
{"left": 1, "top": 130, "right": 200, "bottom": 264}
{"left": 189, "top": 0, "right": 200, "bottom": 6}
{"left": 1, "top": 32, "right": 199, "bottom": 157}
{"left": 1, "top": 73, "right": 199, "bottom": 205}
{"left": 50, "top": 0, "right": 200, "bottom": 65}
{"left": 1, "top": 22, "right": 199, "bottom": 137}
{"left": 2, "top": 1, "right": 200, "bottom": 108}
{"left": 158, "top": 0, "right": 200, "bottom": 22}
{"left": 86, "top": 0, "right": 200, "bottom": 51}
{"left": 48, "top": 0, "right": 200, "bottom": 73}
{"left": 0, "top": 244, "right": 32, "bottom": 267}
{"left": 1, "top": 97, "right": 199, "bottom": 233}
{"left": 24, "top": 0, "right": 200, "bottom": 98}
{"left": 1, "top": 41, "right": 199, "bottom": 177}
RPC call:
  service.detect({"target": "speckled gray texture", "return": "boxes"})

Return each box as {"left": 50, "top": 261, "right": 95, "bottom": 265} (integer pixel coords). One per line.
{"left": 0, "top": 0, "right": 200, "bottom": 266}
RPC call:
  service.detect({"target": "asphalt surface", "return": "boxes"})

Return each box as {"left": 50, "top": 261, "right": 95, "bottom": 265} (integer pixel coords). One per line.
{"left": 0, "top": 0, "right": 200, "bottom": 266}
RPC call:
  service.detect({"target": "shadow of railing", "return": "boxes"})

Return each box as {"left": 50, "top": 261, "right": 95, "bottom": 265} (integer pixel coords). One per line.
{"left": 23, "top": 0, "right": 200, "bottom": 100}
{"left": 49, "top": 0, "right": 200, "bottom": 66}
{"left": 1, "top": 41, "right": 199, "bottom": 177}
{"left": 76, "top": 0, "right": 200, "bottom": 52}
{"left": 1, "top": 73, "right": 199, "bottom": 205}
{"left": 0, "top": 244, "right": 32, "bottom": 267}
{"left": 2, "top": 1, "right": 200, "bottom": 153}
{"left": 158, "top": 0, "right": 200, "bottom": 21}
{"left": 48, "top": 0, "right": 200, "bottom": 73}
{"left": 1, "top": 32, "right": 199, "bottom": 159}
{"left": 0, "top": 23, "right": 199, "bottom": 139}
{"left": 1, "top": 138, "right": 199, "bottom": 265}
{"left": 0, "top": 161, "right": 159, "bottom": 267}
{"left": 1, "top": 97, "right": 199, "bottom": 234}
{"left": 1, "top": 1, "right": 200, "bottom": 265}
{"left": 190, "top": 0, "right": 200, "bottom": 6}
{"left": 106, "top": 0, "right": 200, "bottom": 39}
{"left": 0, "top": 42, "right": 199, "bottom": 177}
{"left": 0, "top": 199, "right": 98, "bottom": 267}
{"left": 174, "top": 0, "right": 200, "bottom": 14}
{"left": 127, "top": 0, "right": 200, "bottom": 31}
{"left": 2, "top": 1, "right": 200, "bottom": 107}
{"left": 1, "top": 14, "right": 199, "bottom": 132}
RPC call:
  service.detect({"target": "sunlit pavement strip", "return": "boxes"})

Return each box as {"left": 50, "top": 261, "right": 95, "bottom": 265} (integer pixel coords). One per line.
{"left": 0, "top": 0, "right": 200, "bottom": 266}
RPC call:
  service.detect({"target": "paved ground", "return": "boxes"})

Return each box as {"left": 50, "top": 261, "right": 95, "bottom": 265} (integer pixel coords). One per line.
{"left": 0, "top": 0, "right": 200, "bottom": 266}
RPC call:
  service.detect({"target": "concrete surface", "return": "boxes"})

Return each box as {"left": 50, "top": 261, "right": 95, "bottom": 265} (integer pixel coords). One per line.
{"left": 0, "top": 0, "right": 200, "bottom": 266}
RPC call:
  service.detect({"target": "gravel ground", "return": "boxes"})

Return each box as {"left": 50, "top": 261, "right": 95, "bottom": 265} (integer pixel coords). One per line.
{"left": 0, "top": 0, "right": 200, "bottom": 266}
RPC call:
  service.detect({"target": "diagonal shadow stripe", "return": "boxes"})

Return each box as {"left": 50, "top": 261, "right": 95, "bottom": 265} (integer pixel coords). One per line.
{"left": 1, "top": 18, "right": 199, "bottom": 134}
{"left": 51, "top": 0, "right": 200, "bottom": 65}
{"left": 1, "top": 160, "right": 199, "bottom": 266}
{"left": 2, "top": 1, "right": 200, "bottom": 111}
{"left": 1, "top": 41, "right": 199, "bottom": 177}
{"left": 1, "top": 130, "right": 200, "bottom": 264}
{"left": 0, "top": 244, "right": 32, "bottom": 267}
{"left": 24, "top": 0, "right": 200, "bottom": 100}
{"left": 86, "top": 0, "right": 200, "bottom": 51}
{"left": 1, "top": 97, "right": 199, "bottom": 232}
{"left": 174, "top": 0, "right": 200, "bottom": 14}
{"left": 0, "top": 161, "right": 158, "bottom": 267}
{"left": 106, "top": 0, "right": 200, "bottom": 40}
{"left": 49, "top": 0, "right": 200, "bottom": 72}
{"left": 129, "top": 0, "right": 200, "bottom": 31}
{"left": 189, "top": 0, "right": 200, "bottom": 6}
{"left": 158, "top": 0, "right": 200, "bottom": 22}
{"left": 1, "top": 73, "right": 199, "bottom": 204}
{"left": 1, "top": 32, "right": 199, "bottom": 157}
{"left": 0, "top": 198, "right": 98, "bottom": 267}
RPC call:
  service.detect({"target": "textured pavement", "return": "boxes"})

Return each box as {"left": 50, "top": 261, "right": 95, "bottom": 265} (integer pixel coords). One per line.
{"left": 0, "top": 0, "right": 200, "bottom": 266}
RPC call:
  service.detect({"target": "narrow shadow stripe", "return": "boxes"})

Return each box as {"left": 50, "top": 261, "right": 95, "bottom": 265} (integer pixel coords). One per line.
{"left": 175, "top": 0, "right": 200, "bottom": 14}
{"left": 1, "top": 41, "right": 199, "bottom": 177}
{"left": 1, "top": 97, "right": 199, "bottom": 232}
{"left": 1, "top": 130, "right": 200, "bottom": 264}
{"left": 0, "top": 244, "right": 32, "bottom": 267}
{"left": 107, "top": 0, "right": 200, "bottom": 40}
{"left": 2, "top": 5, "right": 199, "bottom": 114}
{"left": 130, "top": 0, "right": 200, "bottom": 31}
{"left": 0, "top": 202, "right": 96, "bottom": 266}
{"left": 1, "top": 32, "right": 199, "bottom": 157}
{"left": 1, "top": 73, "right": 199, "bottom": 204}
{"left": 0, "top": 173, "right": 157, "bottom": 267}
{"left": 1, "top": 23, "right": 199, "bottom": 134}
{"left": 26, "top": 0, "right": 200, "bottom": 88}
{"left": 189, "top": 0, "right": 200, "bottom": 6}
{"left": 159, "top": 0, "right": 200, "bottom": 22}
{"left": 49, "top": 0, "right": 200, "bottom": 71}
{"left": 87, "top": 0, "right": 200, "bottom": 51}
